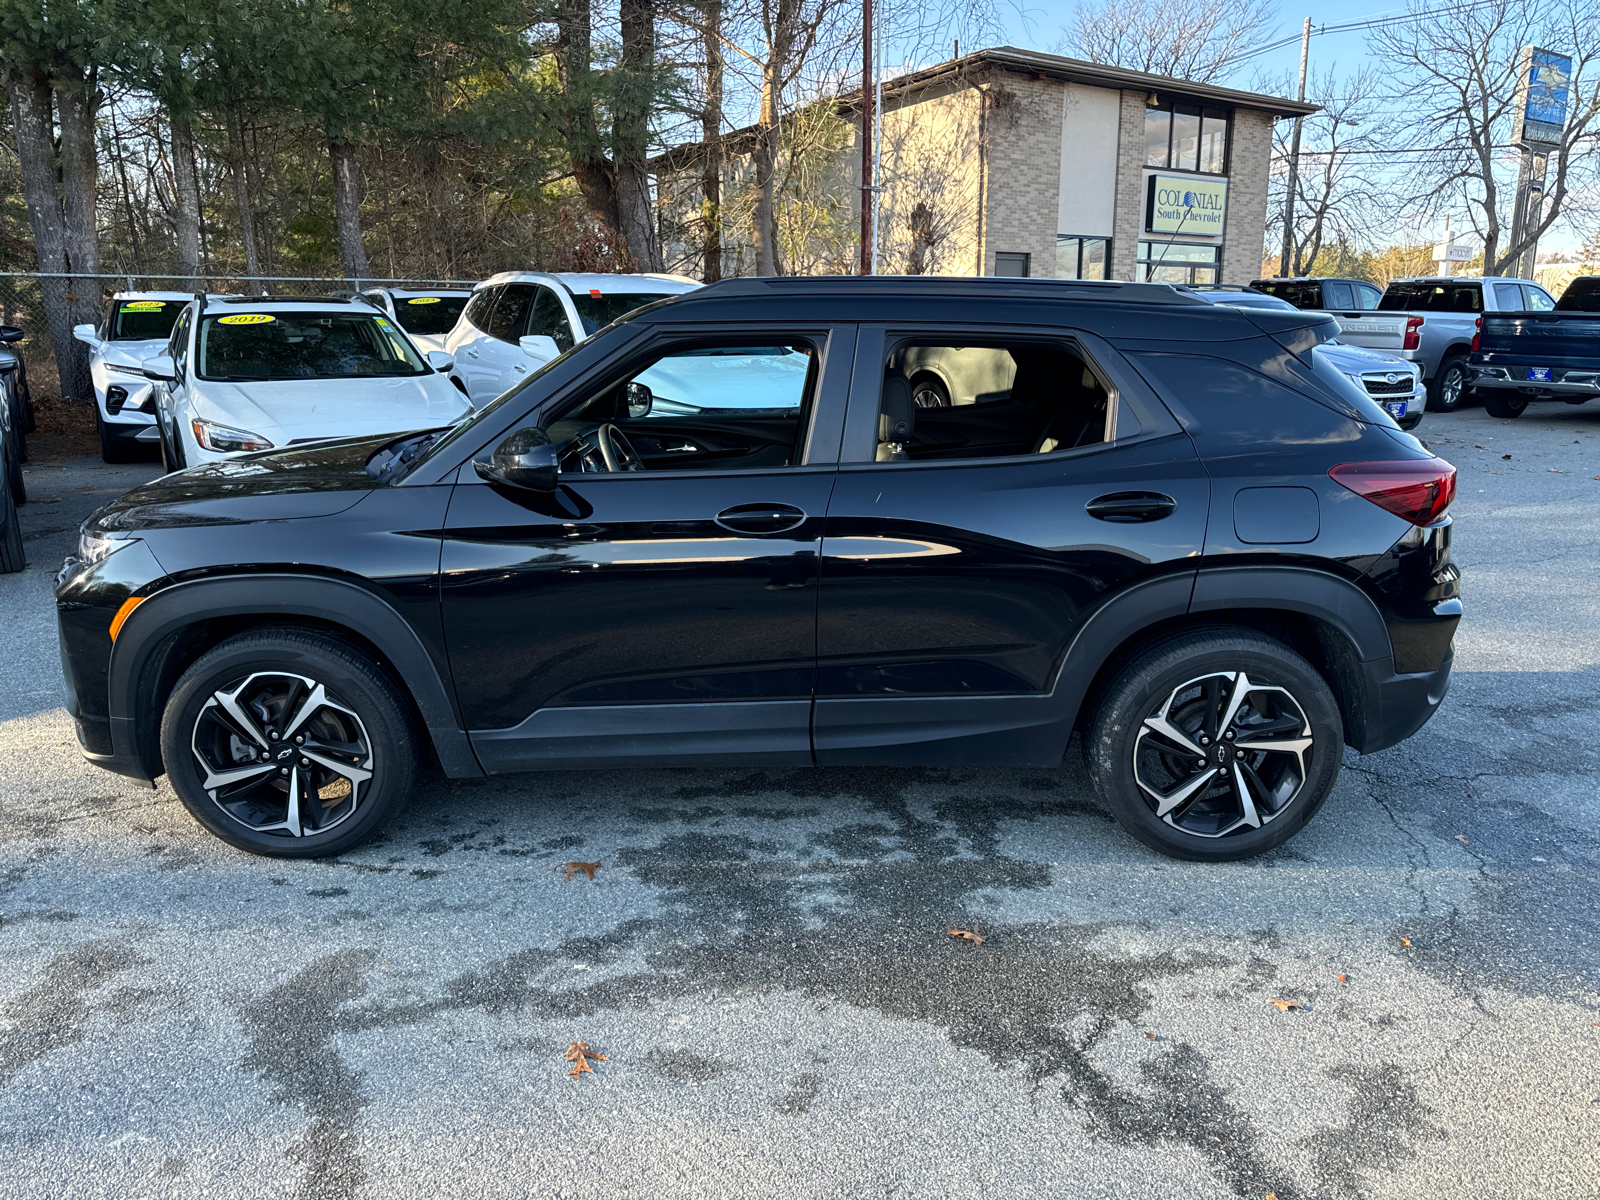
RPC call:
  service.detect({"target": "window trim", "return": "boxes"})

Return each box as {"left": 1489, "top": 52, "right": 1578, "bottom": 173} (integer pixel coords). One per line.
{"left": 837, "top": 325, "right": 1181, "bottom": 469}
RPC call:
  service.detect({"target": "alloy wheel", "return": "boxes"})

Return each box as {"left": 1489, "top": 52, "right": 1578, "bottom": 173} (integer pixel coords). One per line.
{"left": 1132, "top": 671, "right": 1314, "bottom": 838}
{"left": 190, "top": 671, "right": 374, "bottom": 838}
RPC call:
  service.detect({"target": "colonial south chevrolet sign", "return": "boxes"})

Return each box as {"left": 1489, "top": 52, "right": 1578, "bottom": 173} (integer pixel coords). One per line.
{"left": 1146, "top": 174, "right": 1229, "bottom": 235}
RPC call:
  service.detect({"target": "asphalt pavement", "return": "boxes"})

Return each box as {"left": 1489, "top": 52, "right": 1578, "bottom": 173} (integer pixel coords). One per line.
{"left": 1, "top": 407, "right": 1598, "bottom": 1200}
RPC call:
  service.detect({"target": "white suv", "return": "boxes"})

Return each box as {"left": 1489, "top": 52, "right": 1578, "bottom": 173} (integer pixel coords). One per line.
{"left": 74, "top": 292, "right": 193, "bottom": 462}
{"left": 443, "top": 272, "right": 700, "bottom": 403}
{"left": 357, "top": 286, "right": 474, "bottom": 355}
{"left": 146, "top": 295, "right": 472, "bottom": 470}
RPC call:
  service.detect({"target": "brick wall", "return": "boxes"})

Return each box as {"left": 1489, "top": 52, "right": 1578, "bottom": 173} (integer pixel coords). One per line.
{"left": 980, "top": 75, "right": 1066, "bottom": 277}
{"left": 1223, "top": 108, "right": 1275, "bottom": 284}
{"left": 1110, "top": 90, "right": 1148, "bottom": 281}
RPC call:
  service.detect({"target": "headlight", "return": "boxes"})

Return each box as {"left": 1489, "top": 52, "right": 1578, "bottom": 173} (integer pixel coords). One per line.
{"left": 76, "top": 530, "right": 136, "bottom": 566}
{"left": 191, "top": 418, "right": 273, "bottom": 453}
{"left": 105, "top": 362, "right": 148, "bottom": 378}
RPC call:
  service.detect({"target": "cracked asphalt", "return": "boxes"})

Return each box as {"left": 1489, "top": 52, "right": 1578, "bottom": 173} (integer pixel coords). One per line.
{"left": 2, "top": 406, "right": 1598, "bottom": 1200}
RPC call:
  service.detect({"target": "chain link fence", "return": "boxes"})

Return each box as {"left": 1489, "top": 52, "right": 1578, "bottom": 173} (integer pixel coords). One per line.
{"left": 0, "top": 271, "right": 480, "bottom": 400}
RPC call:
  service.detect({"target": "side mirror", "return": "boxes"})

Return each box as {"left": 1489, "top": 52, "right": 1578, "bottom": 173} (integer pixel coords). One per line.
{"left": 475, "top": 426, "right": 558, "bottom": 492}
{"left": 0, "top": 325, "right": 25, "bottom": 344}
{"left": 625, "top": 381, "right": 653, "bottom": 419}
{"left": 427, "top": 349, "right": 455, "bottom": 373}
{"left": 518, "top": 334, "right": 560, "bottom": 363}
{"left": 73, "top": 323, "right": 101, "bottom": 348}
{"left": 142, "top": 354, "right": 177, "bottom": 382}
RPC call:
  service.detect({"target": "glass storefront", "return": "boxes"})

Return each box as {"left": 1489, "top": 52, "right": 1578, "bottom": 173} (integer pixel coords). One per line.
{"left": 1136, "top": 241, "right": 1219, "bottom": 285}
{"left": 1056, "top": 236, "right": 1110, "bottom": 280}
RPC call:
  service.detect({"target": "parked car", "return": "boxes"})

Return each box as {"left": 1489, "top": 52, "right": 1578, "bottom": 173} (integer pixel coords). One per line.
{"left": 1466, "top": 275, "right": 1600, "bottom": 418}
{"left": 0, "top": 323, "right": 34, "bottom": 463}
{"left": 58, "top": 276, "right": 1461, "bottom": 863}
{"left": 72, "top": 292, "right": 193, "bottom": 462}
{"left": 1184, "top": 287, "right": 1425, "bottom": 429}
{"left": 1333, "top": 276, "right": 1557, "bottom": 413}
{"left": 1250, "top": 277, "right": 1385, "bottom": 312}
{"left": 356, "top": 286, "right": 474, "bottom": 355}
{"left": 444, "top": 271, "right": 700, "bottom": 403}
{"left": 146, "top": 295, "right": 472, "bottom": 470}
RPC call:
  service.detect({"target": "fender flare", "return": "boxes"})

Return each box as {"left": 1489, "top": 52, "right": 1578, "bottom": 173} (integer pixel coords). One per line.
{"left": 1188, "top": 564, "right": 1392, "bottom": 662}
{"left": 107, "top": 573, "right": 482, "bottom": 778}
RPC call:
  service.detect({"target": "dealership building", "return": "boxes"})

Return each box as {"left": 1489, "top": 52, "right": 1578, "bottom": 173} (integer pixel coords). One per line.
{"left": 657, "top": 46, "right": 1317, "bottom": 285}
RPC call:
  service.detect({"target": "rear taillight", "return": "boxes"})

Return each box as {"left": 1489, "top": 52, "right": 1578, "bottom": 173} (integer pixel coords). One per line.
{"left": 1470, "top": 315, "right": 1482, "bottom": 353}
{"left": 1402, "top": 315, "right": 1423, "bottom": 351}
{"left": 1330, "top": 458, "right": 1457, "bottom": 526}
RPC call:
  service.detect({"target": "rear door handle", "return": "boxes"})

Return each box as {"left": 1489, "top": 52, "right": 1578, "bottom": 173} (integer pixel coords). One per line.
{"left": 1086, "top": 491, "right": 1176, "bottom": 522}
{"left": 714, "top": 502, "right": 807, "bottom": 534}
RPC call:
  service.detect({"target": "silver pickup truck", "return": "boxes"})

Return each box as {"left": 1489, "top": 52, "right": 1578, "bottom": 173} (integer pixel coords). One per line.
{"left": 1333, "top": 276, "right": 1559, "bottom": 413}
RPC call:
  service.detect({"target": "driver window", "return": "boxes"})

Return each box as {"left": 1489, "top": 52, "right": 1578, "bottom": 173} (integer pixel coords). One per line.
{"left": 545, "top": 338, "right": 820, "bottom": 474}
{"left": 875, "top": 339, "right": 1111, "bottom": 463}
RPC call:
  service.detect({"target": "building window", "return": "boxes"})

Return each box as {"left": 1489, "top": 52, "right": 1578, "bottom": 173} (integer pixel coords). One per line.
{"left": 994, "top": 252, "right": 1031, "bottom": 277}
{"left": 1057, "top": 236, "right": 1110, "bottom": 280}
{"left": 1137, "top": 241, "right": 1220, "bottom": 285}
{"left": 1143, "top": 102, "right": 1230, "bottom": 175}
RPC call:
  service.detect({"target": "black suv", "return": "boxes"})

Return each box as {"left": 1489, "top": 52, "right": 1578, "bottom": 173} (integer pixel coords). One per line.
{"left": 56, "top": 278, "right": 1461, "bottom": 862}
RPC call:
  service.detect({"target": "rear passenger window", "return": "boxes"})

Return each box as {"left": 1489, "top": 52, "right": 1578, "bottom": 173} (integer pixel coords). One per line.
{"left": 1322, "top": 281, "right": 1353, "bottom": 309}
{"left": 1355, "top": 283, "right": 1382, "bottom": 309}
{"left": 462, "top": 287, "right": 498, "bottom": 331}
{"left": 874, "top": 340, "right": 1111, "bottom": 462}
{"left": 1492, "top": 282, "right": 1523, "bottom": 309}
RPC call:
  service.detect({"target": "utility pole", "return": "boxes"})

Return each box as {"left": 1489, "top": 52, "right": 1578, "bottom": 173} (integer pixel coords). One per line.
{"left": 1279, "top": 17, "right": 1312, "bottom": 277}
{"left": 872, "top": 0, "right": 884, "bottom": 275}
{"left": 860, "top": 0, "right": 874, "bottom": 275}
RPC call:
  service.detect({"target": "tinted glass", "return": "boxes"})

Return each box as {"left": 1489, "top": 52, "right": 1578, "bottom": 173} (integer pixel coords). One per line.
{"left": 1555, "top": 279, "right": 1600, "bottom": 310}
{"left": 569, "top": 291, "right": 677, "bottom": 337}
{"left": 1144, "top": 107, "right": 1171, "bottom": 167}
{"left": 1171, "top": 107, "right": 1201, "bottom": 172}
{"left": 1253, "top": 280, "right": 1324, "bottom": 309}
{"left": 197, "top": 312, "right": 428, "bottom": 380}
{"left": 390, "top": 295, "right": 468, "bottom": 336}
{"left": 462, "top": 287, "right": 498, "bottom": 331}
{"left": 111, "top": 300, "right": 185, "bottom": 340}
{"left": 993, "top": 252, "right": 1031, "bottom": 277}
{"left": 1378, "top": 284, "right": 1482, "bottom": 313}
{"left": 529, "top": 287, "right": 573, "bottom": 350}
{"left": 485, "top": 284, "right": 537, "bottom": 342}
{"left": 1492, "top": 282, "right": 1524, "bottom": 310}
{"left": 1355, "top": 284, "right": 1382, "bottom": 309}
{"left": 1199, "top": 109, "right": 1229, "bottom": 173}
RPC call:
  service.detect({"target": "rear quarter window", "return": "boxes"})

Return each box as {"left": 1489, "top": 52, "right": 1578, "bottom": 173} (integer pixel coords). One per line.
{"left": 1128, "top": 351, "right": 1391, "bottom": 439}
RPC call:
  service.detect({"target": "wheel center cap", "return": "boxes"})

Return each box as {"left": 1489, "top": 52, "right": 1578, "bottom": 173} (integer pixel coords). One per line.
{"left": 1214, "top": 745, "right": 1231, "bottom": 765}
{"left": 277, "top": 746, "right": 296, "bottom": 762}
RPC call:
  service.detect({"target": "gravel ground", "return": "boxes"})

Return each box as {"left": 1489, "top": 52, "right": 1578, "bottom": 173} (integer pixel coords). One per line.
{"left": 1, "top": 406, "right": 1598, "bottom": 1200}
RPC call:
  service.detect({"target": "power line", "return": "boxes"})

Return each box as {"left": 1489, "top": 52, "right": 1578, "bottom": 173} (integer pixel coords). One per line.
{"left": 1230, "top": 0, "right": 1512, "bottom": 68}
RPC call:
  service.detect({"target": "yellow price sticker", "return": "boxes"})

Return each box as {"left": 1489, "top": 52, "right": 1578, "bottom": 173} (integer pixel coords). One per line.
{"left": 122, "top": 301, "right": 166, "bottom": 310}
{"left": 407, "top": 296, "right": 442, "bottom": 305}
{"left": 375, "top": 317, "right": 392, "bottom": 328}
{"left": 217, "top": 313, "right": 275, "bottom": 325}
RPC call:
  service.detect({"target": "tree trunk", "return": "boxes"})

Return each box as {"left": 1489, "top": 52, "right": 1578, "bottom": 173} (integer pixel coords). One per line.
{"left": 227, "top": 109, "right": 263, "bottom": 284}
{"left": 171, "top": 113, "right": 203, "bottom": 290}
{"left": 752, "top": 63, "right": 780, "bottom": 276}
{"left": 328, "top": 136, "right": 371, "bottom": 280}
{"left": 555, "top": 0, "right": 634, "bottom": 266}
{"left": 5, "top": 64, "right": 77, "bottom": 392}
{"left": 700, "top": 0, "right": 723, "bottom": 282}
{"left": 54, "top": 66, "right": 101, "bottom": 401}
{"left": 614, "top": 0, "right": 661, "bottom": 270}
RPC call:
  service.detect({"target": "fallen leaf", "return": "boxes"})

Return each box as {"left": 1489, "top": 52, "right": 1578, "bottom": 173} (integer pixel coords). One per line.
{"left": 1336, "top": 973, "right": 1348, "bottom": 983}
{"left": 562, "top": 861, "right": 601, "bottom": 881}
{"left": 564, "top": 1041, "right": 608, "bottom": 1079}
{"left": 1548, "top": 468, "right": 1562, "bottom": 473}
{"left": 1266, "top": 1193, "right": 1279, "bottom": 1200}
{"left": 947, "top": 925, "right": 986, "bottom": 946}
{"left": 1591, "top": 1021, "right": 1600, "bottom": 1028}
{"left": 1400, "top": 936, "right": 1413, "bottom": 947}
{"left": 1143, "top": 1031, "right": 1164, "bottom": 1041}
{"left": 1268, "top": 998, "right": 1302, "bottom": 1012}
{"left": 1502, "top": 454, "right": 1512, "bottom": 460}
{"left": 1474, "top": 444, "right": 1487, "bottom": 449}
{"left": 1455, "top": 834, "right": 1471, "bottom": 847}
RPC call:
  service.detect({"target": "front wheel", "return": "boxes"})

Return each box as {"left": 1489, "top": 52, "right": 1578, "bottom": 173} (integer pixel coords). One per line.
{"left": 160, "top": 629, "right": 418, "bottom": 858}
{"left": 1483, "top": 392, "right": 1528, "bottom": 419}
{"left": 97, "top": 412, "right": 140, "bottom": 464}
{"left": 1085, "top": 629, "right": 1344, "bottom": 861}
{"left": 1426, "top": 357, "right": 1469, "bottom": 413}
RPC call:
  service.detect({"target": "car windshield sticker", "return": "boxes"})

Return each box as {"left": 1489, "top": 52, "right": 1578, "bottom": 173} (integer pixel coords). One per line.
{"left": 407, "top": 297, "right": 441, "bottom": 304}
{"left": 122, "top": 300, "right": 166, "bottom": 310}
{"left": 375, "top": 317, "right": 392, "bottom": 328}
{"left": 217, "top": 313, "right": 275, "bottom": 325}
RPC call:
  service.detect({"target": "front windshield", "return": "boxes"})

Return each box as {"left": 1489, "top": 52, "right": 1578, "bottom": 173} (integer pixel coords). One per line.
{"left": 111, "top": 299, "right": 185, "bottom": 341}
{"left": 197, "top": 311, "right": 429, "bottom": 381}
{"left": 389, "top": 295, "right": 468, "bottom": 335}
{"left": 569, "top": 291, "right": 676, "bottom": 337}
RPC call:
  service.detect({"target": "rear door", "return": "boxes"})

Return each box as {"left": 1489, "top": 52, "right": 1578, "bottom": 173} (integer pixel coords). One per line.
{"left": 447, "top": 286, "right": 501, "bottom": 397}
{"left": 812, "top": 324, "right": 1208, "bottom": 766}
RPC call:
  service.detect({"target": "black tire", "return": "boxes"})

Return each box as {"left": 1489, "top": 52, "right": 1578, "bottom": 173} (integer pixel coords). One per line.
{"left": 909, "top": 373, "right": 951, "bottom": 408}
{"left": 3, "top": 423, "right": 23, "bottom": 506}
{"left": 1425, "top": 356, "right": 1469, "bottom": 413}
{"left": 98, "top": 411, "right": 140, "bottom": 464}
{"left": 1085, "top": 628, "right": 1344, "bottom": 862}
{"left": 160, "top": 629, "right": 418, "bottom": 858}
{"left": 5, "top": 387, "right": 25, "bottom": 464}
{"left": 0, "top": 461, "right": 23, "bottom": 573}
{"left": 1482, "top": 392, "right": 1528, "bottom": 419}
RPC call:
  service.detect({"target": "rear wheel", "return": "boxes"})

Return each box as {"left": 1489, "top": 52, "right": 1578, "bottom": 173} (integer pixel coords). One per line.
{"left": 3, "top": 419, "right": 23, "bottom": 506}
{"left": 1085, "top": 629, "right": 1343, "bottom": 861}
{"left": 909, "top": 373, "right": 951, "bottom": 408}
{"left": 1483, "top": 392, "right": 1528, "bottom": 419}
{"left": 160, "top": 629, "right": 418, "bottom": 858}
{"left": 1426, "top": 356, "right": 1469, "bottom": 412}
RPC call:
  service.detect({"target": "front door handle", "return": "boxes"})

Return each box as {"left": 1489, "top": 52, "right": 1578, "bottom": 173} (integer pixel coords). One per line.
{"left": 1086, "top": 491, "right": 1177, "bottom": 522}
{"left": 714, "top": 502, "right": 807, "bottom": 534}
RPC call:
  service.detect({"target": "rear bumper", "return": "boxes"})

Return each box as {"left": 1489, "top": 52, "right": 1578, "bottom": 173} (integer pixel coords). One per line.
{"left": 1469, "top": 368, "right": 1599, "bottom": 402}
{"left": 1352, "top": 647, "right": 1453, "bottom": 754}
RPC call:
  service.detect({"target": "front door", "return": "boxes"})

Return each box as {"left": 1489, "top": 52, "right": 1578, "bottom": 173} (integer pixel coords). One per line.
{"left": 440, "top": 326, "right": 853, "bottom": 771}
{"left": 813, "top": 325, "right": 1209, "bottom": 766}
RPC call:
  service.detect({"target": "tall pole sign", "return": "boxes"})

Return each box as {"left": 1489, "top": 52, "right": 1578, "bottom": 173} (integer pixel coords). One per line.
{"left": 1507, "top": 46, "right": 1570, "bottom": 280}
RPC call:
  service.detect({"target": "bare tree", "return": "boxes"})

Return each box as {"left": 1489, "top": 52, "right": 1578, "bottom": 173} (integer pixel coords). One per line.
{"left": 1061, "top": 0, "right": 1277, "bottom": 84}
{"left": 1370, "top": 0, "right": 1600, "bottom": 275}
